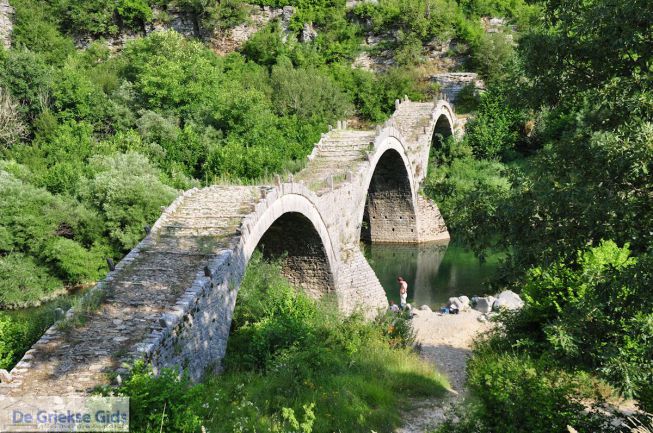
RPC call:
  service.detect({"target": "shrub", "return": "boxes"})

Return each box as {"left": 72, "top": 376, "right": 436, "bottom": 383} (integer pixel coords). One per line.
{"left": 424, "top": 147, "right": 511, "bottom": 256}
{"left": 42, "top": 237, "right": 103, "bottom": 285}
{"left": 0, "top": 169, "right": 105, "bottom": 305}
{"left": 109, "top": 362, "right": 205, "bottom": 433}
{"left": 501, "top": 242, "right": 653, "bottom": 405}
{"left": 0, "top": 49, "right": 53, "bottom": 120}
{"left": 83, "top": 152, "right": 177, "bottom": 251}
{"left": 0, "top": 299, "right": 73, "bottom": 369}
{"left": 436, "top": 345, "right": 614, "bottom": 433}
{"left": 9, "top": 0, "right": 76, "bottom": 63}
{"left": 270, "top": 59, "right": 352, "bottom": 121}
{"left": 0, "top": 254, "right": 62, "bottom": 308}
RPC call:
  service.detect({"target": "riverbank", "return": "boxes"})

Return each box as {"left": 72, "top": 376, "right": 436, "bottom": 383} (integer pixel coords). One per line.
{"left": 397, "top": 308, "right": 494, "bottom": 432}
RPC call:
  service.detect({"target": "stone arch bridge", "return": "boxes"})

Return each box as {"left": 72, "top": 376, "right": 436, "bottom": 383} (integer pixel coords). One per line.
{"left": 1, "top": 98, "right": 459, "bottom": 395}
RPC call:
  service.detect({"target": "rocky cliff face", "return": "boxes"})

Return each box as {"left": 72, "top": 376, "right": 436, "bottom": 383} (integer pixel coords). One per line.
{"left": 73, "top": 4, "right": 294, "bottom": 55}
{"left": 0, "top": 0, "right": 13, "bottom": 50}
{"left": 210, "top": 5, "right": 293, "bottom": 55}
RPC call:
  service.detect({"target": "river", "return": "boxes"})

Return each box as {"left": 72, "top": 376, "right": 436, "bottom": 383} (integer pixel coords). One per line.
{"left": 363, "top": 241, "right": 502, "bottom": 310}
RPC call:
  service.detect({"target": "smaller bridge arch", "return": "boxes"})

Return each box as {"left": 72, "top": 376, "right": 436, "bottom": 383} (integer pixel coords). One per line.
{"left": 361, "top": 147, "right": 417, "bottom": 243}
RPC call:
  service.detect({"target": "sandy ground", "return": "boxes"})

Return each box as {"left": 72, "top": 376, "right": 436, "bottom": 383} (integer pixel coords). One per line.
{"left": 396, "top": 308, "right": 494, "bottom": 433}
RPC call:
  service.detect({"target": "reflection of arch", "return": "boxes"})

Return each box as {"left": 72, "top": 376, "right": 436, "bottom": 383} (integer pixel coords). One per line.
{"left": 241, "top": 194, "right": 337, "bottom": 299}
{"left": 360, "top": 139, "right": 418, "bottom": 243}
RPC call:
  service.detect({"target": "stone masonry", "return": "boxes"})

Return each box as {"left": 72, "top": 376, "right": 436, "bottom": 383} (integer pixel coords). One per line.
{"left": 0, "top": 99, "right": 459, "bottom": 394}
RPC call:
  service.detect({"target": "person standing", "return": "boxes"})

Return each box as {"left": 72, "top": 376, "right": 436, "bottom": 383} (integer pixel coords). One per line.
{"left": 397, "top": 276, "right": 408, "bottom": 309}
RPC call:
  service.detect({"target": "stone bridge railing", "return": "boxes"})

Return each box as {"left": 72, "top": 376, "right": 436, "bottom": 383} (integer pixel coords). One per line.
{"left": 0, "top": 98, "right": 459, "bottom": 394}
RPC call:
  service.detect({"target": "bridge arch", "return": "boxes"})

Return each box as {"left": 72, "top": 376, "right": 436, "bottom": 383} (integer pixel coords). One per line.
{"left": 359, "top": 133, "right": 418, "bottom": 243}
{"left": 241, "top": 193, "right": 337, "bottom": 299}
{"left": 431, "top": 112, "right": 454, "bottom": 151}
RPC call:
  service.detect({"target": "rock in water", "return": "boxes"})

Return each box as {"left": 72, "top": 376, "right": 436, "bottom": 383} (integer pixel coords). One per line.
{"left": 493, "top": 290, "right": 524, "bottom": 311}
{"left": 419, "top": 304, "right": 432, "bottom": 312}
{"left": 474, "top": 296, "right": 495, "bottom": 314}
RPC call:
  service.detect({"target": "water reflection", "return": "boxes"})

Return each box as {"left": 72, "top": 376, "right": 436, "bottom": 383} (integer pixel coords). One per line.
{"left": 363, "top": 241, "right": 501, "bottom": 308}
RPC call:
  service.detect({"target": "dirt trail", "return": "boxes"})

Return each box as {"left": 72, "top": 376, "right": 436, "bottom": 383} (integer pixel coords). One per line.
{"left": 396, "top": 309, "right": 493, "bottom": 433}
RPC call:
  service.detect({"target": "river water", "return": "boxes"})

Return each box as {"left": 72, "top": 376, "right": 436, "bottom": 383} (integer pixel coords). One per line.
{"left": 363, "top": 241, "right": 502, "bottom": 309}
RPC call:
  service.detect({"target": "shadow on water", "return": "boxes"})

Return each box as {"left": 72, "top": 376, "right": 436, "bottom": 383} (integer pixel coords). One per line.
{"left": 363, "top": 241, "right": 503, "bottom": 309}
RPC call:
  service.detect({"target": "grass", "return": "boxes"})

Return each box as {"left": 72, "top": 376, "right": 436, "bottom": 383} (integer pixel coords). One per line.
{"left": 113, "top": 254, "right": 449, "bottom": 433}
{"left": 56, "top": 285, "right": 108, "bottom": 333}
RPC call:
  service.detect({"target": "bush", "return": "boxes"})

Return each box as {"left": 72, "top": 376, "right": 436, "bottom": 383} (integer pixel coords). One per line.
{"left": 42, "top": 237, "right": 104, "bottom": 284}
{"left": 0, "top": 88, "right": 27, "bottom": 148}
{"left": 0, "top": 168, "right": 105, "bottom": 305}
{"left": 436, "top": 345, "right": 614, "bottom": 433}
{"left": 424, "top": 144, "right": 511, "bottom": 256}
{"left": 486, "top": 242, "right": 653, "bottom": 414}
{"left": 0, "top": 49, "right": 53, "bottom": 120}
{"left": 0, "top": 254, "right": 62, "bottom": 308}
{"left": 0, "top": 299, "right": 73, "bottom": 369}
{"left": 9, "top": 0, "right": 76, "bottom": 63}
{"left": 270, "top": 59, "right": 352, "bottom": 121}
{"left": 83, "top": 153, "right": 177, "bottom": 251}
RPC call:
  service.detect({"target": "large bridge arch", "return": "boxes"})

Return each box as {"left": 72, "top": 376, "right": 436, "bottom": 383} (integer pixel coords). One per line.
{"left": 240, "top": 193, "right": 337, "bottom": 299}
{"left": 359, "top": 133, "right": 418, "bottom": 243}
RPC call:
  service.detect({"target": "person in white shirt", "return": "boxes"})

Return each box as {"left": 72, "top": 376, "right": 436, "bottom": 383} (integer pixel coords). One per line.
{"left": 397, "top": 276, "right": 408, "bottom": 309}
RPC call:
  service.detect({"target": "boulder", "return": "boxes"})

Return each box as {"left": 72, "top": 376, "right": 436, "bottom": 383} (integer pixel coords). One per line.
{"left": 458, "top": 295, "right": 470, "bottom": 307}
{"left": 474, "top": 296, "right": 495, "bottom": 314}
{"left": 0, "top": 369, "right": 13, "bottom": 383}
{"left": 448, "top": 297, "right": 464, "bottom": 310}
{"left": 492, "top": 290, "right": 524, "bottom": 311}
{"left": 419, "top": 304, "right": 432, "bottom": 312}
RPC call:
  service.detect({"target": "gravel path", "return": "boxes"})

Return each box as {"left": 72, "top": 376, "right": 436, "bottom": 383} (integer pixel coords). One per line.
{"left": 396, "top": 308, "right": 494, "bottom": 433}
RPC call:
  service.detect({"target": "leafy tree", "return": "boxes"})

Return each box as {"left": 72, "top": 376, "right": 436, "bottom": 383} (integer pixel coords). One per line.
{"left": 464, "top": 86, "right": 523, "bottom": 159}
{"left": 271, "top": 58, "right": 352, "bottom": 120}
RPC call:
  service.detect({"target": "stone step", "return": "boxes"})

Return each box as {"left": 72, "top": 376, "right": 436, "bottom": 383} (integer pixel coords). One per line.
{"left": 316, "top": 151, "right": 365, "bottom": 159}
{"left": 319, "top": 142, "right": 370, "bottom": 150}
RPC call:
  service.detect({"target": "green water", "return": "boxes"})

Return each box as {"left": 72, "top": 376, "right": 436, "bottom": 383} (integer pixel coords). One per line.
{"left": 363, "top": 241, "right": 502, "bottom": 309}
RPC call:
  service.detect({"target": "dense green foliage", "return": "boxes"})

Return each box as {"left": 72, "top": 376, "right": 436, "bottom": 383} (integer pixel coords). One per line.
{"left": 0, "top": 297, "right": 75, "bottom": 369}
{"left": 436, "top": 343, "right": 617, "bottom": 433}
{"left": 424, "top": 0, "right": 653, "bottom": 429}
{"left": 111, "top": 255, "right": 447, "bottom": 433}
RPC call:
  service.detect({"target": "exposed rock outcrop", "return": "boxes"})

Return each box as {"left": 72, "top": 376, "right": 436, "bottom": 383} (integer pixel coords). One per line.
{"left": 210, "top": 5, "right": 293, "bottom": 55}
{"left": 432, "top": 72, "right": 485, "bottom": 103}
{"left": 0, "top": 0, "right": 13, "bottom": 50}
